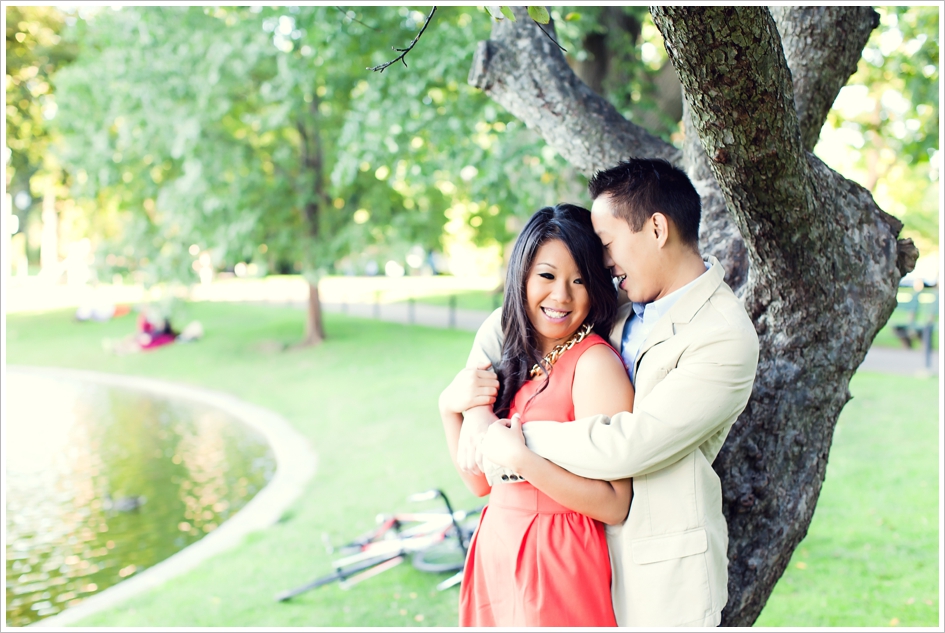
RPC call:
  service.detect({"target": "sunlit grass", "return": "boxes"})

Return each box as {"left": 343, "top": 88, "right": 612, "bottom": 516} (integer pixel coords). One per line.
{"left": 4, "top": 302, "right": 940, "bottom": 626}
{"left": 6, "top": 303, "right": 480, "bottom": 626}
{"left": 755, "top": 371, "right": 940, "bottom": 627}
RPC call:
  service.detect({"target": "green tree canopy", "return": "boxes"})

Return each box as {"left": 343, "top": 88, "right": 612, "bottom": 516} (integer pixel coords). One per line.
{"left": 50, "top": 6, "right": 586, "bottom": 341}
{"left": 5, "top": 6, "right": 77, "bottom": 231}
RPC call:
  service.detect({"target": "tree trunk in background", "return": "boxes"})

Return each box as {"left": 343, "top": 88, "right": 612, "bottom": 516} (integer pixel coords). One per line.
{"left": 568, "top": 7, "right": 683, "bottom": 140}
{"left": 297, "top": 97, "right": 329, "bottom": 347}
{"left": 469, "top": 6, "right": 919, "bottom": 625}
{"left": 303, "top": 281, "right": 325, "bottom": 346}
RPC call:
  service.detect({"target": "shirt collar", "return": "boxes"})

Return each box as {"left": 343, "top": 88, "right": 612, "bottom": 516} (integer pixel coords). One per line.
{"left": 630, "top": 261, "right": 710, "bottom": 322}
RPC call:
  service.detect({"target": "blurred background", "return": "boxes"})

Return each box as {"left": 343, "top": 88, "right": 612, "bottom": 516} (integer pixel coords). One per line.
{"left": 3, "top": 5, "right": 940, "bottom": 628}
{"left": 5, "top": 5, "right": 938, "bottom": 306}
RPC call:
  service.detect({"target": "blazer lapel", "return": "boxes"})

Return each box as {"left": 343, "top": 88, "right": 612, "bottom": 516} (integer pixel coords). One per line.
{"left": 634, "top": 318, "right": 675, "bottom": 378}
{"left": 634, "top": 257, "right": 726, "bottom": 373}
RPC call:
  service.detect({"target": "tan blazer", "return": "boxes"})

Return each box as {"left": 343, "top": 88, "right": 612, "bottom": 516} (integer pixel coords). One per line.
{"left": 466, "top": 256, "right": 759, "bottom": 627}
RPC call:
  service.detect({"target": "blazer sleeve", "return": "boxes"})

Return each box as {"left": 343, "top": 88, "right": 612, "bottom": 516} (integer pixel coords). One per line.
{"left": 522, "top": 321, "right": 759, "bottom": 479}
{"left": 465, "top": 307, "right": 504, "bottom": 369}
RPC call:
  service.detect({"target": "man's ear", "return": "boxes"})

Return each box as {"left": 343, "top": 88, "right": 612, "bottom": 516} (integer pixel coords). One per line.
{"left": 651, "top": 212, "right": 670, "bottom": 248}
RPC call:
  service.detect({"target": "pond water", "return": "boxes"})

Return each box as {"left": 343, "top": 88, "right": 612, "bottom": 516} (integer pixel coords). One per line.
{"left": 4, "top": 371, "right": 276, "bottom": 627}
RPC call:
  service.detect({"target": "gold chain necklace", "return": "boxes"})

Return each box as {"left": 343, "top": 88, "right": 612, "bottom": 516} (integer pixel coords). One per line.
{"left": 529, "top": 323, "right": 594, "bottom": 379}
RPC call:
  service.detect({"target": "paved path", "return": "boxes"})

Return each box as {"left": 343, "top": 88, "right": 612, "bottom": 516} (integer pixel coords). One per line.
{"left": 317, "top": 300, "right": 939, "bottom": 377}
{"left": 321, "top": 300, "right": 496, "bottom": 333}
{"left": 858, "top": 345, "right": 939, "bottom": 377}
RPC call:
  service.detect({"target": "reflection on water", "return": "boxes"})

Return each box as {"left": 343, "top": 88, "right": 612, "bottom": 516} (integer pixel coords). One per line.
{"left": 4, "top": 372, "right": 276, "bottom": 626}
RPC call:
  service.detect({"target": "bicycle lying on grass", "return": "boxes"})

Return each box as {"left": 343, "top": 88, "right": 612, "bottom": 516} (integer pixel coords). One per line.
{"left": 275, "top": 489, "right": 482, "bottom": 602}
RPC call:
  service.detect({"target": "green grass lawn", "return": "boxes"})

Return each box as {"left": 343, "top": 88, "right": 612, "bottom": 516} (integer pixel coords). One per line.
{"left": 755, "top": 370, "right": 940, "bottom": 627}
{"left": 4, "top": 302, "right": 940, "bottom": 627}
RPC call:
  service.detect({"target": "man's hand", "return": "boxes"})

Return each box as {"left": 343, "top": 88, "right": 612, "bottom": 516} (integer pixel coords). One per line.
{"left": 456, "top": 405, "right": 498, "bottom": 475}
{"left": 438, "top": 363, "right": 499, "bottom": 414}
{"left": 480, "top": 414, "right": 528, "bottom": 472}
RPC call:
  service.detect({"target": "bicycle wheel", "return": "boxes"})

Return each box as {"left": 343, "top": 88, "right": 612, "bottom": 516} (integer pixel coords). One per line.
{"left": 411, "top": 506, "right": 482, "bottom": 574}
{"left": 411, "top": 538, "right": 467, "bottom": 573}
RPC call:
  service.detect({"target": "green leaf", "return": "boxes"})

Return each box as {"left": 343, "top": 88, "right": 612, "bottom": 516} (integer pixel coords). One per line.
{"left": 486, "top": 6, "right": 504, "bottom": 21}
{"left": 500, "top": 7, "right": 516, "bottom": 21}
{"left": 564, "top": 12, "right": 580, "bottom": 22}
{"left": 527, "top": 6, "right": 550, "bottom": 24}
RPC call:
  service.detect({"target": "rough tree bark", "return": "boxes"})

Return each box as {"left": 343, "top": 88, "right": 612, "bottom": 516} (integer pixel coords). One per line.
{"left": 769, "top": 6, "right": 880, "bottom": 153}
{"left": 468, "top": 6, "right": 919, "bottom": 626}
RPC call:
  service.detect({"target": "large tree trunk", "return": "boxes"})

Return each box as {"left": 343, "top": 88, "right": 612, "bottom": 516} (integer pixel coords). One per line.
{"left": 469, "top": 6, "right": 919, "bottom": 626}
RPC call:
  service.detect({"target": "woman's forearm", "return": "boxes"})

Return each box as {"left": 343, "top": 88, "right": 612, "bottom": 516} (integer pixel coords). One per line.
{"left": 440, "top": 406, "right": 491, "bottom": 497}
{"left": 515, "top": 451, "right": 631, "bottom": 525}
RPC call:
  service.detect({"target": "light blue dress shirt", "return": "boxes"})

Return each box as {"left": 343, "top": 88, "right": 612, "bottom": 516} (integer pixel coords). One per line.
{"left": 620, "top": 263, "right": 710, "bottom": 384}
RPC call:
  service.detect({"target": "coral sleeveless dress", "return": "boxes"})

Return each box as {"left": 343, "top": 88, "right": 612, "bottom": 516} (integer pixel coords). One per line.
{"left": 459, "top": 333, "right": 619, "bottom": 627}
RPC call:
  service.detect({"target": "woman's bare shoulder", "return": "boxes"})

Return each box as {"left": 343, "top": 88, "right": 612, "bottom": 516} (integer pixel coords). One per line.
{"left": 572, "top": 342, "right": 634, "bottom": 418}
{"left": 574, "top": 341, "right": 626, "bottom": 379}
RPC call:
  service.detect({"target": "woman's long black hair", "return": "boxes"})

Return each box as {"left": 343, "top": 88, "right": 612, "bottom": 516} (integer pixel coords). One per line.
{"left": 493, "top": 203, "right": 617, "bottom": 418}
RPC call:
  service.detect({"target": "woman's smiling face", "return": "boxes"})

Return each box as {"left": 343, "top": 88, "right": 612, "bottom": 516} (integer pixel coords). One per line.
{"left": 525, "top": 238, "right": 591, "bottom": 355}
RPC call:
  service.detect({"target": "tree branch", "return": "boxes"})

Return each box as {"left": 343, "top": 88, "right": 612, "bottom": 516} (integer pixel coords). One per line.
{"left": 683, "top": 97, "right": 751, "bottom": 294}
{"left": 468, "top": 5, "right": 678, "bottom": 176}
{"left": 678, "top": 6, "right": 879, "bottom": 294}
{"left": 532, "top": 18, "right": 566, "bottom": 52}
{"left": 368, "top": 6, "right": 436, "bottom": 73}
{"left": 770, "top": 6, "right": 879, "bottom": 152}
{"left": 334, "top": 6, "right": 380, "bottom": 32}
{"left": 652, "top": 6, "right": 822, "bottom": 286}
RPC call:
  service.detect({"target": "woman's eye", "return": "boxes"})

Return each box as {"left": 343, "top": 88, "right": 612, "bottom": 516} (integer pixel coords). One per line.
{"left": 574, "top": 278, "right": 584, "bottom": 285}
{"left": 539, "top": 272, "right": 554, "bottom": 280}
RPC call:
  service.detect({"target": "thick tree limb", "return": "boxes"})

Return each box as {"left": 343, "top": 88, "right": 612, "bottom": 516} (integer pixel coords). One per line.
{"left": 468, "top": 5, "right": 679, "bottom": 175}
{"left": 682, "top": 98, "right": 750, "bottom": 293}
{"left": 652, "top": 7, "right": 826, "bottom": 289}
{"left": 690, "top": 6, "right": 880, "bottom": 292}
{"left": 771, "top": 6, "right": 880, "bottom": 151}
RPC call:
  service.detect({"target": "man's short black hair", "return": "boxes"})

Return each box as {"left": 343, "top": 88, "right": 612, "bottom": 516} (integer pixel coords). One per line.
{"left": 588, "top": 158, "right": 701, "bottom": 248}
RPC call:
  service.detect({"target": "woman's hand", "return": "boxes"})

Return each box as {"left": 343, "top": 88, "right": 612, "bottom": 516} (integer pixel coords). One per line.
{"left": 438, "top": 363, "right": 499, "bottom": 414}
{"left": 480, "top": 414, "right": 530, "bottom": 471}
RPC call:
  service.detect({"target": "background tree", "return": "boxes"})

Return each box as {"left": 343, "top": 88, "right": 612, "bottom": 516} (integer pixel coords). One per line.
{"left": 552, "top": 6, "right": 682, "bottom": 141}
{"left": 5, "top": 6, "right": 77, "bottom": 259}
{"left": 50, "top": 6, "right": 582, "bottom": 341}
{"left": 54, "top": 5, "right": 387, "bottom": 344}
{"left": 465, "top": 5, "right": 927, "bottom": 625}
{"left": 815, "top": 6, "right": 939, "bottom": 257}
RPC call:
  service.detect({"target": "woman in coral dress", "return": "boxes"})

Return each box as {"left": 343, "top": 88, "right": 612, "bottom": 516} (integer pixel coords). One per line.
{"left": 438, "top": 204, "right": 635, "bottom": 627}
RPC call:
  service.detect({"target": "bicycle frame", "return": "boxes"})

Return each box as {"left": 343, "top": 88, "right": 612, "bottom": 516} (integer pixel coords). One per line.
{"left": 276, "top": 489, "right": 481, "bottom": 602}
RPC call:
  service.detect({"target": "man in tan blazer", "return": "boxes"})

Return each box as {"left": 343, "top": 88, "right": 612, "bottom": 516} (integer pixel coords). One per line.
{"left": 449, "top": 158, "right": 759, "bottom": 626}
